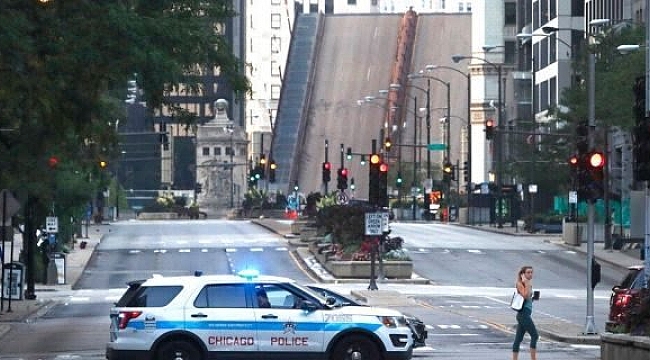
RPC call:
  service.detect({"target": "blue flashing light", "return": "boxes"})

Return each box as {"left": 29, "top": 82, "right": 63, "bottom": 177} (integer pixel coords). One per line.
{"left": 237, "top": 269, "right": 260, "bottom": 280}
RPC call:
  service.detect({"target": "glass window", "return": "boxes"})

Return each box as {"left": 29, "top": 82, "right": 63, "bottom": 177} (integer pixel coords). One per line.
{"left": 118, "top": 286, "right": 182, "bottom": 307}
{"left": 504, "top": 41, "right": 516, "bottom": 64}
{"left": 215, "top": 147, "right": 221, "bottom": 156}
{"left": 533, "top": 1, "right": 539, "bottom": 29}
{"left": 202, "top": 147, "right": 210, "bottom": 156}
{"left": 271, "top": 13, "right": 281, "bottom": 29}
{"left": 504, "top": 3, "right": 516, "bottom": 25}
{"left": 194, "top": 284, "right": 247, "bottom": 308}
{"left": 271, "top": 84, "right": 281, "bottom": 100}
{"left": 226, "top": 147, "right": 234, "bottom": 156}
{"left": 549, "top": 77, "right": 556, "bottom": 108}
{"left": 550, "top": 0, "right": 556, "bottom": 19}
{"left": 466, "top": 2, "right": 471, "bottom": 12}
{"left": 271, "top": 61, "right": 281, "bottom": 77}
{"left": 255, "top": 284, "right": 303, "bottom": 309}
{"left": 271, "top": 36, "right": 281, "bottom": 54}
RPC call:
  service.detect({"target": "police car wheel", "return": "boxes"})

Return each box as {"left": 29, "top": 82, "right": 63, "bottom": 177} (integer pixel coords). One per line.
{"left": 155, "top": 340, "right": 202, "bottom": 360}
{"left": 330, "top": 335, "right": 380, "bottom": 360}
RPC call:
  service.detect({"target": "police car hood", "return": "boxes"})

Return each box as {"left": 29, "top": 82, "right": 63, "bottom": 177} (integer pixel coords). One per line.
{"left": 330, "top": 305, "right": 404, "bottom": 317}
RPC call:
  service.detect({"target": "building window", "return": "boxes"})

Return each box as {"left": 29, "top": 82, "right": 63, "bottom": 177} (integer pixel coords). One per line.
{"left": 348, "top": 0, "right": 356, "bottom": 4}
{"left": 202, "top": 147, "right": 210, "bottom": 156}
{"left": 440, "top": 0, "right": 445, "bottom": 10}
{"left": 215, "top": 147, "right": 221, "bottom": 156}
{"left": 271, "top": 61, "right": 281, "bottom": 77}
{"left": 271, "top": 36, "right": 281, "bottom": 54}
{"left": 458, "top": 2, "right": 464, "bottom": 12}
{"left": 226, "top": 147, "right": 234, "bottom": 156}
{"left": 549, "top": 77, "right": 557, "bottom": 108}
{"left": 271, "top": 84, "right": 281, "bottom": 100}
{"left": 271, "top": 13, "right": 281, "bottom": 29}
{"left": 466, "top": 2, "right": 471, "bottom": 12}
{"left": 504, "top": 41, "right": 516, "bottom": 64}
{"left": 504, "top": 2, "right": 516, "bottom": 25}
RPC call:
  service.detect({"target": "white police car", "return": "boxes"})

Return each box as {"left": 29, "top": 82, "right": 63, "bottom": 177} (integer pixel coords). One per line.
{"left": 106, "top": 270, "right": 413, "bottom": 360}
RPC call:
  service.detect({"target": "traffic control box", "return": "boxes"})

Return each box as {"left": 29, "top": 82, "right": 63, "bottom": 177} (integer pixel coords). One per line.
{"left": 2, "top": 262, "right": 25, "bottom": 300}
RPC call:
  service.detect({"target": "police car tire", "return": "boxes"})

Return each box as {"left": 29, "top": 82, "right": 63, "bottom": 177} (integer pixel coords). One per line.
{"left": 155, "top": 340, "right": 203, "bottom": 360}
{"left": 330, "top": 335, "right": 380, "bottom": 360}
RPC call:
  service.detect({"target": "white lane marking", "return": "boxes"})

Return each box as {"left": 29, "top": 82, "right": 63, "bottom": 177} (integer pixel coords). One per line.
{"left": 250, "top": 248, "right": 264, "bottom": 252}
{"left": 179, "top": 249, "right": 190, "bottom": 253}
{"left": 225, "top": 248, "right": 237, "bottom": 253}
{"left": 467, "top": 250, "right": 482, "bottom": 254}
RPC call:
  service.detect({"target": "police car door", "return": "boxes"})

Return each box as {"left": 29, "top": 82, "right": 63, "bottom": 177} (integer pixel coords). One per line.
{"left": 187, "top": 283, "right": 258, "bottom": 353}
{"left": 253, "top": 284, "right": 325, "bottom": 353}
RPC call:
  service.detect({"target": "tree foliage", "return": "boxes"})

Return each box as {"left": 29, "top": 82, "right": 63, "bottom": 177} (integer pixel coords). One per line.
{"left": 0, "top": 0, "right": 249, "bottom": 289}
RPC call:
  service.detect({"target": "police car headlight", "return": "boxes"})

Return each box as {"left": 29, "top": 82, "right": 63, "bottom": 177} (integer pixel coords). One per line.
{"left": 378, "top": 315, "right": 408, "bottom": 328}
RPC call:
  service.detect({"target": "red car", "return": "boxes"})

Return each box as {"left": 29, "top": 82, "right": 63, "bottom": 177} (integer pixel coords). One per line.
{"left": 606, "top": 265, "right": 646, "bottom": 332}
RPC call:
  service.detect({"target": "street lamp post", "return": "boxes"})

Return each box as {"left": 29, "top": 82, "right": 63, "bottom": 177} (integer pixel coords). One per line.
{"left": 452, "top": 54, "right": 504, "bottom": 227}
{"left": 426, "top": 64, "right": 473, "bottom": 223}
{"left": 544, "top": 18, "right": 609, "bottom": 335}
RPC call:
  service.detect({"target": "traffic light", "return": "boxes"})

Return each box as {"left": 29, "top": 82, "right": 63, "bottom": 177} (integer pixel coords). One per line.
{"left": 258, "top": 156, "right": 266, "bottom": 179}
{"left": 396, "top": 171, "right": 403, "bottom": 188}
{"left": 269, "top": 160, "right": 277, "bottom": 183}
{"left": 350, "top": 177, "right": 356, "bottom": 190}
{"left": 337, "top": 168, "right": 349, "bottom": 190}
{"left": 585, "top": 151, "right": 605, "bottom": 202}
{"left": 48, "top": 156, "right": 59, "bottom": 169}
{"left": 346, "top": 147, "right": 352, "bottom": 160}
{"left": 322, "top": 161, "right": 332, "bottom": 182}
{"left": 463, "top": 161, "right": 469, "bottom": 182}
{"left": 633, "top": 76, "right": 650, "bottom": 181}
{"left": 293, "top": 181, "right": 299, "bottom": 192}
{"left": 575, "top": 121, "right": 588, "bottom": 155}
{"left": 443, "top": 162, "right": 453, "bottom": 182}
{"left": 485, "top": 119, "right": 495, "bottom": 140}
{"left": 99, "top": 160, "right": 108, "bottom": 169}
{"left": 195, "top": 182, "right": 202, "bottom": 194}
{"left": 384, "top": 137, "right": 392, "bottom": 151}
{"left": 377, "top": 162, "right": 388, "bottom": 207}
{"left": 369, "top": 153, "right": 387, "bottom": 206}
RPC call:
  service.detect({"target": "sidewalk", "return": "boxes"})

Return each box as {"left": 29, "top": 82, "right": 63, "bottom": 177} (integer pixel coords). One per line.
{"left": 253, "top": 218, "right": 644, "bottom": 345}
{"left": 0, "top": 223, "right": 109, "bottom": 338}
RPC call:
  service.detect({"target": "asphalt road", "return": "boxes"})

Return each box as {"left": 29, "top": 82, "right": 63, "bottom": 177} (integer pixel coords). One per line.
{"left": 0, "top": 220, "right": 609, "bottom": 360}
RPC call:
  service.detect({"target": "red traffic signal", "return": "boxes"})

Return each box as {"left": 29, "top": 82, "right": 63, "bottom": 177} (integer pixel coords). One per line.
{"left": 568, "top": 155, "right": 579, "bottom": 167}
{"left": 48, "top": 156, "right": 59, "bottom": 168}
{"left": 340, "top": 168, "right": 348, "bottom": 177}
{"left": 379, "top": 162, "right": 388, "bottom": 172}
{"left": 323, "top": 161, "right": 331, "bottom": 170}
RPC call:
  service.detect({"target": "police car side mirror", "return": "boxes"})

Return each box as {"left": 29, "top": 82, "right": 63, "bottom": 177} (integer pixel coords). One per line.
{"left": 325, "top": 297, "right": 337, "bottom": 306}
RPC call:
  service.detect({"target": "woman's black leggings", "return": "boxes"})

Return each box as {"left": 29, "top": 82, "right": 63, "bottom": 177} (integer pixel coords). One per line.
{"left": 512, "top": 307, "right": 538, "bottom": 352}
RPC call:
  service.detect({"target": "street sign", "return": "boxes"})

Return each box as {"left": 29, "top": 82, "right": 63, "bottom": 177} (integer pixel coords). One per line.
{"left": 46, "top": 216, "right": 59, "bottom": 233}
{"left": 0, "top": 189, "right": 20, "bottom": 225}
{"left": 427, "top": 143, "right": 447, "bottom": 151}
{"left": 569, "top": 191, "right": 578, "bottom": 204}
{"left": 365, "top": 212, "right": 383, "bottom": 236}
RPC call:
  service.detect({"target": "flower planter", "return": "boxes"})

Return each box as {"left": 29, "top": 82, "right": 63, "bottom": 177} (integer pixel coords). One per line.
{"left": 322, "top": 260, "right": 413, "bottom": 279}
{"left": 309, "top": 243, "right": 413, "bottom": 279}
{"left": 601, "top": 333, "right": 650, "bottom": 360}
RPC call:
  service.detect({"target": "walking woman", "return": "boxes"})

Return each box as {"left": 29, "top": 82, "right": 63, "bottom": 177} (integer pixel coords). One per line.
{"left": 512, "top": 266, "right": 539, "bottom": 360}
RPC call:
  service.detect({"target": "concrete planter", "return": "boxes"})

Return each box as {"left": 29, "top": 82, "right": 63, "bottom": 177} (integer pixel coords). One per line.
{"left": 137, "top": 212, "right": 178, "bottom": 220}
{"left": 601, "top": 333, "right": 650, "bottom": 360}
{"left": 309, "top": 243, "right": 413, "bottom": 279}
{"left": 323, "top": 260, "right": 413, "bottom": 279}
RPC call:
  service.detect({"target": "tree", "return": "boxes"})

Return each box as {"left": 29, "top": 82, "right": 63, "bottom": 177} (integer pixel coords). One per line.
{"left": 0, "top": 0, "right": 250, "bottom": 297}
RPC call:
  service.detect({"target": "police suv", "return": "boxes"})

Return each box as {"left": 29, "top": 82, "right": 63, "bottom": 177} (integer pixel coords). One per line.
{"left": 106, "top": 271, "right": 413, "bottom": 360}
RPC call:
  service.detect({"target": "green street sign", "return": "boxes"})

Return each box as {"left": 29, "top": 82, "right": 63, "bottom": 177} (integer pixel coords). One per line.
{"left": 427, "top": 143, "right": 447, "bottom": 151}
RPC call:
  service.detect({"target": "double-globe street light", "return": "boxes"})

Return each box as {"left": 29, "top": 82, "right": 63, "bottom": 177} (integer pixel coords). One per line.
{"left": 452, "top": 54, "right": 504, "bottom": 227}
